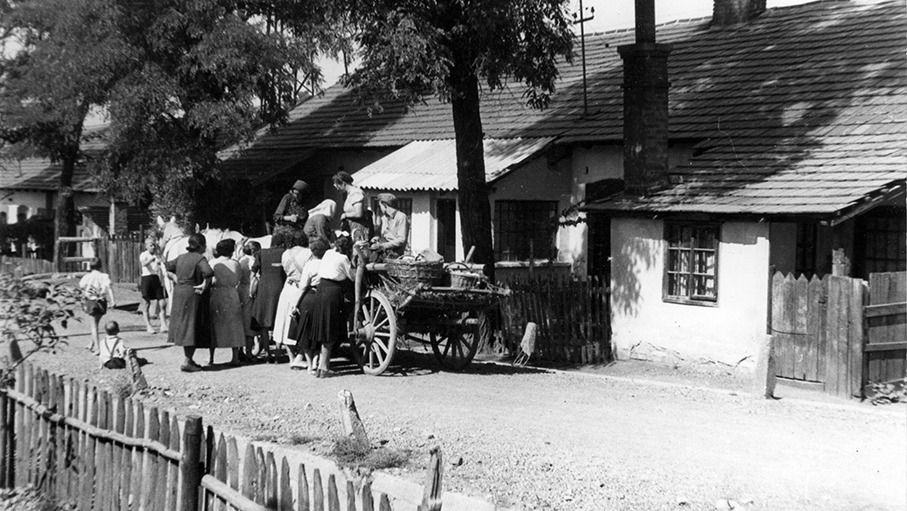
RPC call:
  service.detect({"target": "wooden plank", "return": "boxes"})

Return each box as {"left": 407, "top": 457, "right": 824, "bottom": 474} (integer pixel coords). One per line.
{"left": 60, "top": 378, "right": 73, "bottom": 501}
{"left": 131, "top": 401, "right": 146, "bottom": 511}
{"left": 864, "top": 302, "right": 907, "bottom": 318}
{"left": 816, "top": 276, "right": 828, "bottom": 382}
{"left": 850, "top": 279, "right": 866, "bottom": 398}
{"left": 158, "top": 410, "right": 171, "bottom": 511}
{"left": 327, "top": 474, "right": 339, "bottom": 511}
{"left": 120, "top": 398, "right": 135, "bottom": 511}
{"left": 378, "top": 494, "right": 391, "bottom": 511}
{"left": 142, "top": 407, "right": 161, "bottom": 511}
{"left": 166, "top": 417, "right": 180, "bottom": 511}
{"left": 793, "top": 275, "right": 809, "bottom": 380}
{"left": 227, "top": 436, "right": 239, "bottom": 491}
{"left": 864, "top": 342, "right": 907, "bottom": 352}
{"left": 297, "top": 462, "right": 310, "bottom": 511}
{"left": 265, "top": 452, "right": 278, "bottom": 509}
{"left": 240, "top": 443, "right": 257, "bottom": 501}
{"left": 214, "top": 435, "right": 228, "bottom": 511}
{"left": 279, "top": 457, "right": 292, "bottom": 511}
{"left": 255, "top": 448, "right": 267, "bottom": 505}
{"left": 313, "top": 468, "right": 324, "bottom": 511}
{"left": 360, "top": 480, "right": 374, "bottom": 511}
{"left": 79, "top": 386, "right": 97, "bottom": 511}
{"left": 825, "top": 277, "right": 843, "bottom": 396}
{"left": 803, "top": 276, "right": 820, "bottom": 381}
{"left": 345, "top": 480, "right": 356, "bottom": 511}
{"left": 94, "top": 391, "right": 108, "bottom": 511}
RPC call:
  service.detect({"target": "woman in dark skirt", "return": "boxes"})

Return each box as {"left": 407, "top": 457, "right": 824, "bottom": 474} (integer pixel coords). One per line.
{"left": 288, "top": 237, "right": 329, "bottom": 372}
{"left": 251, "top": 233, "right": 287, "bottom": 354}
{"left": 312, "top": 236, "right": 354, "bottom": 377}
{"left": 165, "top": 233, "right": 213, "bottom": 372}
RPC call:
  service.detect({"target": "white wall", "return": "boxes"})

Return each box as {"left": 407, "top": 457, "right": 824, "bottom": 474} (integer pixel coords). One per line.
{"left": 1, "top": 190, "right": 98, "bottom": 224}
{"left": 610, "top": 217, "right": 770, "bottom": 369}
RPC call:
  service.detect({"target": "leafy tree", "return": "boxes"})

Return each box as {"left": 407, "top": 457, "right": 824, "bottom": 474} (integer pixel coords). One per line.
{"left": 344, "top": 0, "right": 574, "bottom": 277}
{"left": 0, "top": 0, "right": 130, "bottom": 241}
{"left": 98, "top": 0, "right": 349, "bottom": 227}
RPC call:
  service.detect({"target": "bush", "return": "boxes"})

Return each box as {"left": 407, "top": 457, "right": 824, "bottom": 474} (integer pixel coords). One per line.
{"left": 331, "top": 436, "right": 410, "bottom": 472}
{"left": 0, "top": 273, "right": 81, "bottom": 385}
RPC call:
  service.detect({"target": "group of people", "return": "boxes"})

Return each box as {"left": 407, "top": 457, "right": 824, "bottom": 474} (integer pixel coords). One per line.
{"left": 162, "top": 171, "right": 409, "bottom": 376}
{"left": 78, "top": 171, "right": 409, "bottom": 376}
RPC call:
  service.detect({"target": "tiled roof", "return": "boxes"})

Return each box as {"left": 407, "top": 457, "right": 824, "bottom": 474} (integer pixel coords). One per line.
{"left": 0, "top": 126, "right": 108, "bottom": 192}
{"left": 353, "top": 137, "right": 555, "bottom": 191}
{"left": 0, "top": 157, "right": 97, "bottom": 192}
{"left": 225, "top": 0, "right": 907, "bottom": 216}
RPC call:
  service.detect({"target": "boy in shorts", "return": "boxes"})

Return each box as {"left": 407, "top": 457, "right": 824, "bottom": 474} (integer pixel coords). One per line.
{"left": 139, "top": 238, "right": 168, "bottom": 333}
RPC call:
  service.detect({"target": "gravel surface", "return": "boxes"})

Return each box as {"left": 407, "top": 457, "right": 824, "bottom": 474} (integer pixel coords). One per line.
{"left": 24, "top": 283, "right": 907, "bottom": 510}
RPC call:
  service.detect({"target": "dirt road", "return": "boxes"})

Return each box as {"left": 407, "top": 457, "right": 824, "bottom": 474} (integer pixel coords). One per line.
{"left": 28, "top": 285, "right": 907, "bottom": 510}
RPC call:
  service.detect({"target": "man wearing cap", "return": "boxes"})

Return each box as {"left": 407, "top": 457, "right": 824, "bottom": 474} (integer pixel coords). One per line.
{"left": 370, "top": 193, "right": 408, "bottom": 261}
{"left": 272, "top": 180, "right": 309, "bottom": 240}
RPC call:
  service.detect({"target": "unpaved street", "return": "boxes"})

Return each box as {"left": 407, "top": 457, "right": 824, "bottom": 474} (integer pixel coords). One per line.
{"left": 30, "top": 286, "right": 907, "bottom": 511}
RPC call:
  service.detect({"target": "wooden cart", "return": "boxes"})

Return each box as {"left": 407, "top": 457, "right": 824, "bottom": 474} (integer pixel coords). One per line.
{"left": 347, "top": 258, "right": 508, "bottom": 375}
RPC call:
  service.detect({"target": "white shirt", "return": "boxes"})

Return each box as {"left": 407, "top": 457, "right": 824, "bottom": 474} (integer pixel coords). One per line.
{"left": 299, "top": 257, "right": 322, "bottom": 292}
{"left": 281, "top": 246, "right": 313, "bottom": 283}
{"left": 79, "top": 270, "right": 112, "bottom": 300}
{"left": 139, "top": 250, "right": 162, "bottom": 277}
{"left": 317, "top": 249, "right": 353, "bottom": 282}
{"left": 99, "top": 335, "right": 126, "bottom": 365}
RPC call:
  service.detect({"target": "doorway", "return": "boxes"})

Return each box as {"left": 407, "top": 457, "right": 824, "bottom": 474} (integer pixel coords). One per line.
{"left": 436, "top": 199, "right": 457, "bottom": 261}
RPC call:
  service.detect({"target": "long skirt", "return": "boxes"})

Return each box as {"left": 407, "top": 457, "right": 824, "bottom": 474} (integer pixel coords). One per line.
{"left": 168, "top": 284, "right": 210, "bottom": 347}
{"left": 288, "top": 287, "right": 318, "bottom": 352}
{"left": 272, "top": 281, "right": 302, "bottom": 346}
{"left": 312, "top": 279, "right": 351, "bottom": 351}
{"left": 210, "top": 286, "right": 245, "bottom": 348}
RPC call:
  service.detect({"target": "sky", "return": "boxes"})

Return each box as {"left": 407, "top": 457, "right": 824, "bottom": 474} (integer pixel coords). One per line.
{"left": 319, "top": 0, "right": 815, "bottom": 85}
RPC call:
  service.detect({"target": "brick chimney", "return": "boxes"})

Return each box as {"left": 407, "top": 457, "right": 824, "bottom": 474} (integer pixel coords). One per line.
{"left": 618, "top": 0, "right": 671, "bottom": 195}
{"left": 713, "top": 0, "right": 766, "bottom": 26}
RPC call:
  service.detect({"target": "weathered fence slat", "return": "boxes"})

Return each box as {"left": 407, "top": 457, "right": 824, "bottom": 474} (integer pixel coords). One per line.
{"left": 313, "top": 468, "right": 324, "bottom": 511}
{"left": 240, "top": 443, "right": 257, "bottom": 502}
{"left": 279, "top": 457, "right": 292, "bottom": 511}
{"left": 167, "top": 416, "right": 181, "bottom": 511}
{"left": 298, "top": 462, "right": 310, "bottom": 511}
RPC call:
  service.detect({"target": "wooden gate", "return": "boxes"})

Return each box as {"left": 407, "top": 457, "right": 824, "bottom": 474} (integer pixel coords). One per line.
{"left": 864, "top": 271, "right": 907, "bottom": 385}
{"left": 770, "top": 272, "right": 865, "bottom": 398}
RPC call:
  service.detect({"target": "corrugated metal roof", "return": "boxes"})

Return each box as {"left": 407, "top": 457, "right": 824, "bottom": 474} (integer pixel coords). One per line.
{"left": 353, "top": 137, "right": 555, "bottom": 191}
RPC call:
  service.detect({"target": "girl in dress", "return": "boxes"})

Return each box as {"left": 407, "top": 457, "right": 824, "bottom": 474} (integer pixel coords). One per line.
{"left": 238, "top": 240, "right": 261, "bottom": 360}
{"left": 288, "top": 237, "right": 329, "bottom": 372}
{"left": 273, "top": 231, "right": 312, "bottom": 364}
{"left": 165, "top": 233, "right": 213, "bottom": 372}
{"left": 312, "top": 236, "right": 355, "bottom": 377}
{"left": 209, "top": 239, "right": 246, "bottom": 366}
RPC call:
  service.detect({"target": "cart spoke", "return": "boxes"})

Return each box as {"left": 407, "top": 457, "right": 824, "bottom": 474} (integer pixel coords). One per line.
{"left": 373, "top": 336, "right": 389, "bottom": 355}
{"left": 373, "top": 315, "right": 390, "bottom": 330}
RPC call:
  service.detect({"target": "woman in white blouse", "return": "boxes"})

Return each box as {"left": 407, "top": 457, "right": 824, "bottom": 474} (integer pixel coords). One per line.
{"left": 311, "top": 236, "right": 355, "bottom": 377}
{"left": 272, "top": 232, "right": 313, "bottom": 360}
{"left": 287, "top": 237, "right": 329, "bottom": 371}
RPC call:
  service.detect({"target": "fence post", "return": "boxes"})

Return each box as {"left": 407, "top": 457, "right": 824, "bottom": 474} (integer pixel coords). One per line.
{"left": 419, "top": 446, "right": 443, "bottom": 511}
{"left": 0, "top": 390, "right": 9, "bottom": 488}
{"left": 178, "top": 416, "right": 203, "bottom": 511}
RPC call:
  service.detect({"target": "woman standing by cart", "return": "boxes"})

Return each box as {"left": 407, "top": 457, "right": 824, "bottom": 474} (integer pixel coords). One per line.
{"left": 311, "top": 236, "right": 354, "bottom": 377}
{"left": 165, "top": 233, "right": 213, "bottom": 372}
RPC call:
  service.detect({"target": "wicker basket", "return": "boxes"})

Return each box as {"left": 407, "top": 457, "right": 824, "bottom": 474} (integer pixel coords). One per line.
{"left": 386, "top": 259, "right": 445, "bottom": 286}
{"left": 449, "top": 270, "right": 483, "bottom": 289}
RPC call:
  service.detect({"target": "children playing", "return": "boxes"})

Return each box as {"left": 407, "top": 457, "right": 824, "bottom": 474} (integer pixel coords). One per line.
{"left": 78, "top": 257, "right": 116, "bottom": 353}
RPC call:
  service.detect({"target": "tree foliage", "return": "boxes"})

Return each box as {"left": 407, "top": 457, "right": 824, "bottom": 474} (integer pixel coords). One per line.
{"left": 0, "top": 0, "right": 131, "bottom": 238}
{"left": 97, "top": 0, "right": 349, "bottom": 226}
{"left": 344, "top": 0, "right": 573, "bottom": 274}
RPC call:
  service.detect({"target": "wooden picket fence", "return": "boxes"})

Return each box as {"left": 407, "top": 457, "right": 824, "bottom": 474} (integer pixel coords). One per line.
{"left": 0, "top": 361, "right": 485, "bottom": 511}
{"left": 99, "top": 233, "right": 145, "bottom": 284}
{"left": 770, "top": 270, "right": 906, "bottom": 399}
{"left": 0, "top": 256, "right": 55, "bottom": 276}
{"left": 0, "top": 363, "right": 203, "bottom": 510}
{"left": 498, "top": 274, "right": 610, "bottom": 364}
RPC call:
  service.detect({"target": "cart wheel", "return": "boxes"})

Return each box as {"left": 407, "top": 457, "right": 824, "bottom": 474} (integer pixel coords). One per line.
{"left": 351, "top": 289, "right": 397, "bottom": 375}
{"left": 430, "top": 313, "right": 480, "bottom": 371}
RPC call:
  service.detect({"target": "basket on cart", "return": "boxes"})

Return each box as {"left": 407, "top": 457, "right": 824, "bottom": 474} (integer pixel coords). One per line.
{"left": 386, "top": 258, "right": 445, "bottom": 286}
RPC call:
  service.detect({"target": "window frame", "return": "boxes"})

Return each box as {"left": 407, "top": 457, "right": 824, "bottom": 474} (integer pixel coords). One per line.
{"left": 662, "top": 221, "right": 720, "bottom": 307}
{"left": 493, "top": 199, "right": 560, "bottom": 262}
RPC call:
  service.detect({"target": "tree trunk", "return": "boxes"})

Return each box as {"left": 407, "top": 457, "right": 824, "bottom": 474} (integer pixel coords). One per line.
{"left": 55, "top": 150, "right": 78, "bottom": 246}
{"left": 450, "top": 59, "right": 495, "bottom": 282}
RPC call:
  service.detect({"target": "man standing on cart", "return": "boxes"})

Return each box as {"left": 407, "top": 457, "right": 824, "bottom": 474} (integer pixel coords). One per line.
{"left": 370, "top": 192, "right": 408, "bottom": 261}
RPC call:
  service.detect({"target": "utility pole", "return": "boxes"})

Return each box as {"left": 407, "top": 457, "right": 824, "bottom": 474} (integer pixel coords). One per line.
{"left": 573, "top": 0, "right": 595, "bottom": 117}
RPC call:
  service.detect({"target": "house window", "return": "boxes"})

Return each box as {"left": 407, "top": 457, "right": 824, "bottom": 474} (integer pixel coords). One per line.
{"left": 494, "top": 200, "right": 559, "bottom": 261}
{"left": 856, "top": 206, "right": 906, "bottom": 276}
{"left": 664, "top": 223, "right": 719, "bottom": 304}
{"left": 795, "top": 222, "right": 818, "bottom": 276}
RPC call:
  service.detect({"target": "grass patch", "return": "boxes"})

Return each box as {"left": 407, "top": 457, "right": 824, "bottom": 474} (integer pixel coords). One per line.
{"left": 331, "top": 436, "right": 410, "bottom": 471}
{"left": 287, "top": 433, "right": 318, "bottom": 445}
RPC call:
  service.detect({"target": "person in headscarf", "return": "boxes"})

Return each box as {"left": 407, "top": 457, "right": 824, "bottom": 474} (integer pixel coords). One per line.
{"left": 304, "top": 199, "right": 337, "bottom": 245}
{"left": 273, "top": 179, "right": 310, "bottom": 240}
{"left": 370, "top": 192, "right": 409, "bottom": 261}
